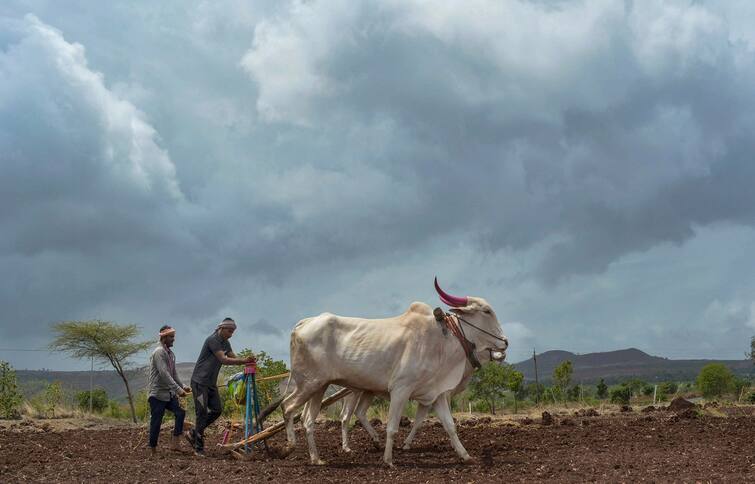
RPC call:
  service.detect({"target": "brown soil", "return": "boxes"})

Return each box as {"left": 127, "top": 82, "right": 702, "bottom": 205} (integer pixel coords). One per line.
{"left": 1, "top": 411, "right": 754, "bottom": 482}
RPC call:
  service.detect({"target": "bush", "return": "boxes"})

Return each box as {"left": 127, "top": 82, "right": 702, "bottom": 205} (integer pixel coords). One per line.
{"left": 610, "top": 386, "right": 631, "bottom": 405}
{"left": 746, "top": 392, "right": 755, "bottom": 404}
{"left": 76, "top": 388, "right": 109, "bottom": 413}
{"left": 696, "top": 363, "right": 735, "bottom": 398}
{"left": 108, "top": 400, "right": 126, "bottom": 419}
{"left": 658, "top": 381, "right": 678, "bottom": 396}
{"left": 0, "top": 361, "right": 23, "bottom": 419}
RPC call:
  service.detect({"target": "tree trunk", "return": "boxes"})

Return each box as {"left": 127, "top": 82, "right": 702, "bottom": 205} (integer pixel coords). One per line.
{"left": 490, "top": 400, "right": 496, "bottom": 415}
{"left": 514, "top": 396, "right": 518, "bottom": 414}
{"left": 114, "top": 364, "right": 138, "bottom": 424}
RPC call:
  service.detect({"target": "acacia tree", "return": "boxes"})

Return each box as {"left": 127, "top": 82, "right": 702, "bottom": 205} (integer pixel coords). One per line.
{"left": 50, "top": 320, "right": 151, "bottom": 423}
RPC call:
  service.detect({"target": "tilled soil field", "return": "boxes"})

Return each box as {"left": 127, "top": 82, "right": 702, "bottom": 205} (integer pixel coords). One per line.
{"left": 2, "top": 407, "right": 754, "bottom": 482}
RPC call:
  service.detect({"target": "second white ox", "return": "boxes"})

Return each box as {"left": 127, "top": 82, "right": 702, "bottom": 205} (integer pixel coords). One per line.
{"left": 281, "top": 279, "right": 508, "bottom": 466}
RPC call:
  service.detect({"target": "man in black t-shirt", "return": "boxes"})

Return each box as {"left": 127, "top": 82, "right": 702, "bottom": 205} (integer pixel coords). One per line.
{"left": 185, "top": 317, "right": 254, "bottom": 456}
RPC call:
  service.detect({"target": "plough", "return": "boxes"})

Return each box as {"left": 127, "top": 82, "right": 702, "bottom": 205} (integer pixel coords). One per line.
{"left": 221, "top": 367, "right": 352, "bottom": 456}
{"left": 220, "top": 388, "right": 351, "bottom": 457}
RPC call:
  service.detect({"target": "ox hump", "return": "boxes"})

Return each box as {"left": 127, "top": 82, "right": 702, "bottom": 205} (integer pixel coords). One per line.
{"left": 406, "top": 301, "right": 432, "bottom": 315}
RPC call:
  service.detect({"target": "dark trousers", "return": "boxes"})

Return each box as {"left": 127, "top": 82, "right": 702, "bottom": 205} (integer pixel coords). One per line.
{"left": 191, "top": 382, "right": 223, "bottom": 451}
{"left": 148, "top": 396, "right": 185, "bottom": 448}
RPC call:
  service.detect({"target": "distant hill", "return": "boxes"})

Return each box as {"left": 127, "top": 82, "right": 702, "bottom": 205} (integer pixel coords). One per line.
{"left": 513, "top": 348, "right": 754, "bottom": 384}
{"left": 17, "top": 363, "right": 195, "bottom": 401}
{"left": 16, "top": 348, "right": 755, "bottom": 399}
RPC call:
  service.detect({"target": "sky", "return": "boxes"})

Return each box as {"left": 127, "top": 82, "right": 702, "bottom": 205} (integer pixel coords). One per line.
{"left": 2, "top": 0, "right": 755, "bottom": 371}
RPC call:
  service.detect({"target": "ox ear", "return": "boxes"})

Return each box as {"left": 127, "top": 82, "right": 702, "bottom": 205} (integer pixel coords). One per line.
{"left": 449, "top": 306, "right": 474, "bottom": 315}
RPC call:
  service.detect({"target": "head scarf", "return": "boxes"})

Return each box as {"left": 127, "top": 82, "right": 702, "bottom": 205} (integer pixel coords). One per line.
{"left": 217, "top": 319, "right": 237, "bottom": 331}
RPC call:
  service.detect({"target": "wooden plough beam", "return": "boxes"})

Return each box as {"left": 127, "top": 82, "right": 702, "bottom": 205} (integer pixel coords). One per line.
{"left": 221, "top": 387, "right": 352, "bottom": 451}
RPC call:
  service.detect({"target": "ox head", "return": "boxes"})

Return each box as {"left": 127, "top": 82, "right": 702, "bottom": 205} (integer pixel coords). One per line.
{"left": 434, "top": 277, "right": 509, "bottom": 364}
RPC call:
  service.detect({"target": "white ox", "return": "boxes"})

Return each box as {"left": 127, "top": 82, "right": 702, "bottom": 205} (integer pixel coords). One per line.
{"left": 281, "top": 279, "right": 508, "bottom": 466}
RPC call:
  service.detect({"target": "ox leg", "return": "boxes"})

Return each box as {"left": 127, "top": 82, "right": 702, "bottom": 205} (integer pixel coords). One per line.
{"left": 433, "top": 396, "right": 472, "bottom": 463}
{"left": 383, "top": 390, "right": 411, "bottom": 467}
{"left": 353, "top": 393, "right": 381, "bottom": 447}
{"left": 281, "top": 384, "right": 319, "bottom": 451}
{"left": 402, "top": 403, "right": 430, "bottom": 450}
{"left": 303, "top": 386, "right": 328, "bottom": 465}
{"left": 340, "top": 391, "right": 360, "bottom": 452}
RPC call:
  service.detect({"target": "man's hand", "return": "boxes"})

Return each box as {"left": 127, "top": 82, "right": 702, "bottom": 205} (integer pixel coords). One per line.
{"left": 183, "top": 386, "right": 192, "bottom": 394}
{"left": 177, "top": 388, "right": 187, "bottom": 397}
{"left": 245, "top": 356, "right": 256, "bottom": 364}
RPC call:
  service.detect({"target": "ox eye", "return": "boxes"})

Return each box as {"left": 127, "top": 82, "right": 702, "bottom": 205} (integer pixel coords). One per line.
{"left": 483, "top": 308, "right": 491, "bottom": 314}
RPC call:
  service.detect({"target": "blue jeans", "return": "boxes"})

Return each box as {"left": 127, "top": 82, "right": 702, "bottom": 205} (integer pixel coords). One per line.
{"left": 148, "top": 395, "right": 185, "bottom": 448}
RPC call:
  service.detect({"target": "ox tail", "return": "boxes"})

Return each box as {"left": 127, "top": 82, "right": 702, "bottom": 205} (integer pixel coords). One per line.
{"left": 258, "top": 376, "right": 295, "bottom": 423}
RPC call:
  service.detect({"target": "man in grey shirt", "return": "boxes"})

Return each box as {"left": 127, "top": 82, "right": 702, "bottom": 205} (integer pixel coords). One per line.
{"left": 148, "top": 325, "right": 191, "bottom": 455}
{"left": 185, "top": 317, "right": 254, "bottom": 456}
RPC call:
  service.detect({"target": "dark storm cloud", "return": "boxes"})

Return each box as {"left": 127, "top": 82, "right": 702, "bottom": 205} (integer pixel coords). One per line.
{"left": 241, "top": 0, "right": 755, "bottom": 285}
{"left": 1, "top": 1, "right": 755, "bottom": 368}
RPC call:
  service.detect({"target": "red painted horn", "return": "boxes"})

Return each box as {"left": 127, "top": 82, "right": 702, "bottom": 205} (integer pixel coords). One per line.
{"left": 434, "top": 277, "right": 468, "bottom": 307}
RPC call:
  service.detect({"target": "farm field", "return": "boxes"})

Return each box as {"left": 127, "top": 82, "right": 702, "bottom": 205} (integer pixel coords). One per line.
{"left": 2, "top": 405, "right": 754, "bottom": 482}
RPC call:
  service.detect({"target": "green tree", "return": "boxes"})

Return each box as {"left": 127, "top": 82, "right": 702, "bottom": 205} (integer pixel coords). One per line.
{"left": 220, "top": 349, "right": 289, "bottom": 416}
{"left": 469, "top": 362, "right": 509, "bottom": 414}
{"left": 76, "top": 388, "right": 109, "bottom": 413}
{"left": 524, "top": 382, "right": 545, "bottom": 402}
{"left": 696, "top": 363, "right": 735, "bottom": 399}
{"left": 596, "top": 379, "right": 608, "bottom": 399}
{"left": 50, "top": 320, "right": 151, "bottom": 423}
{"left": 45, "top": 381, "right": 63, "bottom": 418}
{"left": 507, "top": 369, "right": 524, "bottom": 413}
{"left": 0, "top": 361, "right": 23, "bottom": 419}
{"left": 552, "top": 361, "right": 573, "bottom": 399}
{"left": 748, "top": 336, "right": 755, "bottom": 363}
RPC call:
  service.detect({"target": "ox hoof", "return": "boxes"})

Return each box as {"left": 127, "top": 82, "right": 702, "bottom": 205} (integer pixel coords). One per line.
{"left": 401, "top": 443, "right": 411, "bottom": 450}
{"left": 342, "top": 447, "right": 352, "bottom": 453}
{"left": 311, "top": 458, "right": 327, "bottom": 466}
{"left": 461, "top": 455, "right": 475, "bottom": 465}
{"left": 383, "top": 461, "right": 396, "bottom": 469}
{"left": 279, "top": 445, "right": 295, "bottom": 458}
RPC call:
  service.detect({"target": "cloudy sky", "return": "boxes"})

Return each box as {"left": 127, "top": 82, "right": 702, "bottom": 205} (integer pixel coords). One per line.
{"left": 2, "top": 0, "right": 755, "bottom": 371}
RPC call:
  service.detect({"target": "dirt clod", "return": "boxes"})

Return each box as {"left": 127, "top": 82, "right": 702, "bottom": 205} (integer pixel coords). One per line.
{"left": 541, "top": 411, "right": 554, "bottom": 425}
{"left": 668, "top": 397, "right": 696, "bottom": 412}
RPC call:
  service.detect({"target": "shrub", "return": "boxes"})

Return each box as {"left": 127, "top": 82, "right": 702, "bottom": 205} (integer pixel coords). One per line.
{"left": 610, "top": 386, "right": 631, "bottom": 405}
{"left": 0, "top": 361, "right": 23, "bottom": 419}
{"left": 45, "top": 382, "right": 63, "bottom": 418}
{"left": 596, "top": 379, "right": 608, "bottom": 400}
{"left": 76, "top": 388, "right": 109, "bottom": 413}
{"left": 658, "top": 381, "right": 678, "bottom": 396}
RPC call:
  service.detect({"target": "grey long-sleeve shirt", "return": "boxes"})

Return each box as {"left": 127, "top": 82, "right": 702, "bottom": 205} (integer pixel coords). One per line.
{"left": 148, "top": 345, "right": 185, "bottom": 401}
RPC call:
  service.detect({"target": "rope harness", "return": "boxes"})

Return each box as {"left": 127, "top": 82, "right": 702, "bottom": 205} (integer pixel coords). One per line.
{"left": 434, "top": 308, "right": 482, "bottom": 369}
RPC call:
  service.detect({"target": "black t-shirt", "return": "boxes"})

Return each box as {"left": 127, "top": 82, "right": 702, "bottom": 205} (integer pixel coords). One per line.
{"left": 191, "top": 332, "right": 232, "bottom": 386}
